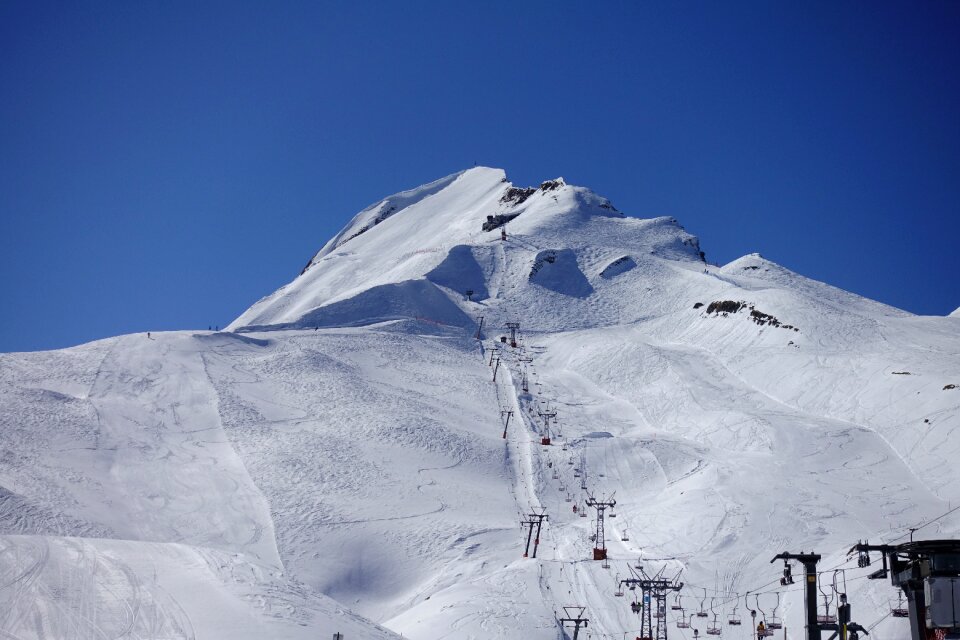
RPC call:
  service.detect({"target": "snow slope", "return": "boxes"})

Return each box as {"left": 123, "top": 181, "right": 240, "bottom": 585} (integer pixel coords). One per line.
{"left": 2, "top": 167, "right": 959, "bottom": 639}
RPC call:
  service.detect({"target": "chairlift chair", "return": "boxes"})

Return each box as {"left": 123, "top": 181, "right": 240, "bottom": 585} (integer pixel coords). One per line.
{"left": 697, "top": 589, "right": 709, "bottom": 617}
{"left": 621, "top": 529, "right": 629, "bottom": 541}
{"left": 677, "top": 612, "right": 691, "bottom": 629}
{"left": 728, "top": 600, "right": 742, "bottom": 626}
{"left": 817, "top": 582, "right": 837, "bottom": 624}
{"left": 768, "top": 593, "right": 783, "bottom": 629}
{"left": 672, "top": 595, "right": 683, "bottom": 611}
{"left": 891, "top": 592, "right": 909, "bottom": 618}
{"left": 754, "top": 595, "right": 775, "bottom": 637}
{"left": 706, "top": 598, "right": 722, "bottom": 635}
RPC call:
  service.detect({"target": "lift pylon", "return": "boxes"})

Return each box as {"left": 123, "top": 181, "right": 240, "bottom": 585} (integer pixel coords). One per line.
{"left": 558, "top": 606, "right": 588, "bottom": 640}
{"left": 520, "top": 508, "right": 548, "bottom": 558}
{"left": 585, "top": 492, "right": 616, "bottom": 560}
{"left": 505, "top": 322, "right": 520, "bottom": 348}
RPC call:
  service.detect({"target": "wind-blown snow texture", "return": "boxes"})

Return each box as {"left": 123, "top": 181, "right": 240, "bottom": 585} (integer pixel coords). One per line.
{"left": 2, "top": 167, "right": 958, "bottom": 639}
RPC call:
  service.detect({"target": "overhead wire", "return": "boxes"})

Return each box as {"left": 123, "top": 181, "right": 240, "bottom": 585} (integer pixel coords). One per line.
{"left": 884, "top": 501, "right": 960, "bottom": 543}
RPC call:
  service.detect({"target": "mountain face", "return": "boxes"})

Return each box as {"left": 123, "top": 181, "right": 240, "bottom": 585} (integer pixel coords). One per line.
{"left": 2, "top": 167, "right": 959, "bottom": 640}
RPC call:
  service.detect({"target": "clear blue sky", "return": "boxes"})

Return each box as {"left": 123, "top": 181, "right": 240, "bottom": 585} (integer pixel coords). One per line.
{"left": 2, "top": 1, "right": 958, "bottom": 352}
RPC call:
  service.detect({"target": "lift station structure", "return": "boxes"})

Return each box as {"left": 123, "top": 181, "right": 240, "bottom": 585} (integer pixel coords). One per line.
{"left": 851, "top": 539, "right": 960, "bottom": 640}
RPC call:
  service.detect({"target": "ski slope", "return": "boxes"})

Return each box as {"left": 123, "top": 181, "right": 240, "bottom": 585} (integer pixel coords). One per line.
{"left": 2, "top": 167, "right": 959, "bottom": 639}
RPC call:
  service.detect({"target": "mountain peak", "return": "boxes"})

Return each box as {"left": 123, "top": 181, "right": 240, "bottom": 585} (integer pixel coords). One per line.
{"left": 229, "top": 167, "right": 705, "bottom": 332}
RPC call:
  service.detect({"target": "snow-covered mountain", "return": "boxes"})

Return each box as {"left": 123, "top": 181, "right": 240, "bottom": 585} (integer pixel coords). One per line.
{"left": 2, "top": 167, "right": 958, "bottom": 639}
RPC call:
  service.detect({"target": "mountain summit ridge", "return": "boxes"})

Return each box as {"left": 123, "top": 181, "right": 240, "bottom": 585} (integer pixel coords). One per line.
{"left": 229, "top": 167, "right": 708, "bottom": 332}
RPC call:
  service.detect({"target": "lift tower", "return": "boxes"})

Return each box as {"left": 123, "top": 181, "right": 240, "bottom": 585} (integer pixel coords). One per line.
{"left": 521, "top": 508, "right": 548, "bottom": 558}
{"left": 505, "top": 322, "right": 520, "bottom": 348}
{"left": 772, "top": 551, "right": 869, "bottom": 640}
{"left": 559, "top": 606, "right": 589, "bottom": 640}
{"left": 850, "top": 539, "right": 960, "bottom": 640}
{"left": 620, "top": 566, "right": 683, "bottom": 640}
{"left": 586, "top": 492, "right": 616, "bottom": 561}
{"left": 538, "top": 409, "right": 557, "bottom": 446}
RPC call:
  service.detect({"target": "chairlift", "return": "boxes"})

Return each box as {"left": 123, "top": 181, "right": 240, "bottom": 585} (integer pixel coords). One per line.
{"left": 552, "top": 470, "right": 559, "bottom": 480}
{"left": 728, "top": 599, "right": 742, "bottom": 626}
{"left": 559, "top": 483, "right": 566, "bottom": 492}
{"left": 672, "top": 595, "right": 683, "bottom": 611}
{"left": 565, "top": 493, "right": 573, "bottom": 503}
{"left": 631, "top": 600, "right": 643, "bottom": 614}
{"left": 579, "top": 505, "right": 587, "bottom": 517}
{"left": 697, "top": 589, "right": 709, "bottom": 617}
{"left": 621, "top": 529, "right": 630, "bottom": 541}
{"left": 581, "top": 481, "right": 588, "bottom": 490}
{"left": 817, "top": 580, "right": 837, "bottom": 624}
{"left": 615, "top": 578, "right": 624, "bottom": 597}
{"left": 768, "top": 593, "right": 783, "bottom": 629}
{"left": 704, "top": 597, "right": 722, "bottom": 635}
{"left": 608, "top": 510, "right": 617, "bottom": 518}
{"left": 755, "top": 595, "right": 775, "bottom": 636}
{"left": 677, "top": 612, "right": 691, "bottom": 629}
{"left": 891, "top": 592, "right": 909, "bottom": 618}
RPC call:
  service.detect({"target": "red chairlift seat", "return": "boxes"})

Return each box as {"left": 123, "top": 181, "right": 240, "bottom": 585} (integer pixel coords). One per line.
{"left": 541, "top": 437, "right": 551, "bottom": 445}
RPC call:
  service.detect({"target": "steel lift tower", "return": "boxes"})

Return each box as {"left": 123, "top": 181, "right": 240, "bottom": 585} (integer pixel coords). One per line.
{"left": 586, "top": 492, "right": 616, "bottom": 561}
{"left": 559, "top": 606, "right": 588, "bottom": 640}
{"left": 620, "top": 566, "right": 683, "bottom": 640}
{"left": 772, "top": 551, "right": 869, "bottom": 640}
{"left": 538, "top": 409, "right": 557, "bottom": 446}
{"left": 505, "top": 322, "right": 520, "bottom": 348}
